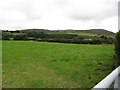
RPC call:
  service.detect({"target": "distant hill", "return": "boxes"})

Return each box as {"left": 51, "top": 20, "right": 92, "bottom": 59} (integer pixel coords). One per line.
{"left": 21, "top": 29, "right": 115, "bottom": 37}
{"left": 21, "top": 29, "right": 50, "bottom": 33}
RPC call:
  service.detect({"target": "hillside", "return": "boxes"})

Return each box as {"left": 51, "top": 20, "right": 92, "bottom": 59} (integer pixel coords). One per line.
{"left": 21, "top": 29, "right": 115, "bottom": 37}
{"left": 56, "top": 29, "right": 115, "bottom": 36}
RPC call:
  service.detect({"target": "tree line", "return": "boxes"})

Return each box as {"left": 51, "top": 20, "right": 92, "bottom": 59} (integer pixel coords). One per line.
{"left": 2, "top": 30, "right": 114, "bottom": 44}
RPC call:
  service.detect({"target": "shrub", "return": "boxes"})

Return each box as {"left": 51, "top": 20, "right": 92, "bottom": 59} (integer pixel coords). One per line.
{"left": 115, "top": 31, "right": 120, "bottom": 67}
{"left": 2, "top": 32, "right": 13, "bottom": 40}
{"left": 13, "top": 33, "right": 28, "bottom": 40}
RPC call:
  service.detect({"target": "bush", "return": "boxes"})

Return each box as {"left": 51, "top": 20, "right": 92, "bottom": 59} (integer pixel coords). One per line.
{"left": 89, "top": 39, "right": 102, "bottom": 44}
{"left": 2, "top": 32, "right": 13, "bottom": 40}
{"left": 13, "top": 33, "right": 28, "bottom": 40}
{"left": 115, "top": 31, "right": 120, "bottom": 67}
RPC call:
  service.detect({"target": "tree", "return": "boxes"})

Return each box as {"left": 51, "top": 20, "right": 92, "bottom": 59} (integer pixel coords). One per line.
{"left": 35, "top": 32, "right": 47, "bottom": 38}
{"left": 13, "top": 33, "right": 28, "bottom": 40}
{"left": 115, "top": 31, "right": 120, "bottom": 67}
{"left": 2, "top": 31, "right": 13, "bottom": 40}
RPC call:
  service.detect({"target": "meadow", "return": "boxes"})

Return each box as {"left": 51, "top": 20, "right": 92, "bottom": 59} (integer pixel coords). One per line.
{"left": 2, "top": 41, "right": 114, "bottom": 88}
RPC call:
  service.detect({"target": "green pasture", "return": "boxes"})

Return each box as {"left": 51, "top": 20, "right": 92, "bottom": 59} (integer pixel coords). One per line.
{"left": 2, "top": 41, "right": 114, "bottom": 88}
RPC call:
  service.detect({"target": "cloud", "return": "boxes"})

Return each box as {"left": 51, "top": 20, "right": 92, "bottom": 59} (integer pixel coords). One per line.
{"left": 65, "top": 0, "right": 118, "bottom": 21}
{"left": 55, "top": 0, "right": 69, "bottom": 6}
{"left": 0, "top": 0, "right": 45, "bottom": 22}
{"left": 100, "top": 17, "right": 118, "bottom": 32}
{"left": 0, "top": 0, "right": 119, "bottom": 32}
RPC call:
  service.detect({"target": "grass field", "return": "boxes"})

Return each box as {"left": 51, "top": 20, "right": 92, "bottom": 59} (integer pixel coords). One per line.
{"left": 2, "top": 41, "right": 114, "bottom": 88}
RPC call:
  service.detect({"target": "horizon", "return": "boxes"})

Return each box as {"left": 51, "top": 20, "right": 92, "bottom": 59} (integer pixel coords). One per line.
{"left": 1, "top": 28, "right": 116, "bottom": 33}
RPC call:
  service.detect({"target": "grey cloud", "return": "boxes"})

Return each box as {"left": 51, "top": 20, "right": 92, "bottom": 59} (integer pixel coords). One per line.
{"left": 0, "top": 0, "right": 43, "bottom": 22}
{"left": 55, "top": 0, "right": 69, "bottom": 6}
{"left": 65, "top": 0, "right": 118, "bottom": 21}
{"left": 0, "top": 0, "right": 118, "bottom": 32}
{"left": 13, "top": 2, "right": 43, "bottom": 21}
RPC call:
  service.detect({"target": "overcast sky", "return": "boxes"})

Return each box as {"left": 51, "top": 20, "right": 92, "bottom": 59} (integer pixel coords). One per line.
{"left": 0, "top": 0, "right": 119, "bottom": 32}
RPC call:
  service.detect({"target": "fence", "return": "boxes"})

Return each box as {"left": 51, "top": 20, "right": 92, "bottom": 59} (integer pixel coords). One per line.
{"left": 92, "top": 66, "right": 120, "bottom": 90}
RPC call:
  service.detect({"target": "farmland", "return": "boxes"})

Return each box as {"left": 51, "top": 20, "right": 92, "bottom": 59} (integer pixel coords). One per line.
{"left": 2, "top": 41, "right": 114, "bottom": 88}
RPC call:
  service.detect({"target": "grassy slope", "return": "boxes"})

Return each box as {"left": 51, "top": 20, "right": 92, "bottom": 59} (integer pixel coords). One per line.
{"left": 2, "top": 41, "right": 114, "bottom": 88}
{"left": 21, "top": 29, "right": 115, "bottom": 37}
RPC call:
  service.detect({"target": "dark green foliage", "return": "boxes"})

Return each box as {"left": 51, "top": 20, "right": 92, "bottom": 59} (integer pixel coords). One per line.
{"left": 2, "top": 31, "right": 13, "bottom": 40}
{"left": 13, "top": 33, "right": 28, "bottom": 40}
{"left": 100, "top": 35, "right": 107, "bottom": 39}
{"left": 26, "top": 31, "right": 37, "bottom": 37}
{"left": 0, "top": 31, "right": 2, "bottom": 40}
{"left": 89, "top": 39, "right": 102, "bottom": 44}
{"left": 9, "top": 30, "right": 20, "bottom": 33}
{"left": 115, "top": 31, "right": 120, "bottom": 66}
{"left": 35, "top": 32, "right": 48, "bottom": 38}
{"left": 2, "top": 29, "right": 115, "bottom": 44}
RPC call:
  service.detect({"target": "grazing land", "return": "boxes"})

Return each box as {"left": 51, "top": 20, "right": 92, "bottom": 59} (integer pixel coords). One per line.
{"left": 2, "top": 41, "right": 114, "bottom": 88}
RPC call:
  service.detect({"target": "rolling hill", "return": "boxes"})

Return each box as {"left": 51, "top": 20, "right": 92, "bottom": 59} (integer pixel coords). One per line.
{"left": 20, "top": 29, "right": 115, "bottom": 37}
